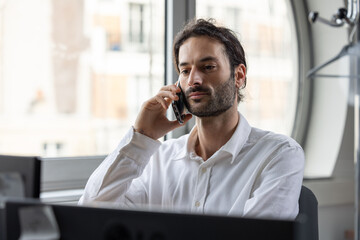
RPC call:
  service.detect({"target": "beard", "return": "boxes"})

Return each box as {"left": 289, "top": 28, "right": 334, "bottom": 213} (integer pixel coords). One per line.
{"left": 184, "top": 76, "right": 237, "bottom": 117}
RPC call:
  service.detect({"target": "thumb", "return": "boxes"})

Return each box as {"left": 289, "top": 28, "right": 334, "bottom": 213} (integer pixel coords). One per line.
{"left": 168, "top": 113, "right": 193, "bottom": 131}
{"left": 182, "top": 113, "right": 193, "bottom": 124}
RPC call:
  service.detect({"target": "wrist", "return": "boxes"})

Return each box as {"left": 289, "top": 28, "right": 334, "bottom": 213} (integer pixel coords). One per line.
{"left": 133, "top": 126, "right": 156, "bottom": 140}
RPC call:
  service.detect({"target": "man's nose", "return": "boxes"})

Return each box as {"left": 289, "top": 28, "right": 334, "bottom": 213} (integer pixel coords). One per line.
{"left": 187, "top": 67, "right": 203, "bottom": 86}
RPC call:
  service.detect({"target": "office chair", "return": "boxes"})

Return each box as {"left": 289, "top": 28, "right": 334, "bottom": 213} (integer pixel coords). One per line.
{"left": 296, "top": 185, "right": 319, "bottom": 240}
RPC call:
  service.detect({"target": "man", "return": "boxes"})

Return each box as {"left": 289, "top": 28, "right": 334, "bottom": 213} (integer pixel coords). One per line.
{"left": 79, "top": 19, "right": 304, "bottom": 220}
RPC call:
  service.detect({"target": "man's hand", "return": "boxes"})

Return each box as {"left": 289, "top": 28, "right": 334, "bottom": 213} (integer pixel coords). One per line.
{"left": 134, "top": 84, "right": 192, "bottom": 140}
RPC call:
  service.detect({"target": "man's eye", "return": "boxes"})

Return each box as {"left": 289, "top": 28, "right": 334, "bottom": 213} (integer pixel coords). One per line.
{"left": 204, "top": 65, "right": 215, "bottom": 71}
{"left": 181, "top": 69, "right": 189, "bottom": 75}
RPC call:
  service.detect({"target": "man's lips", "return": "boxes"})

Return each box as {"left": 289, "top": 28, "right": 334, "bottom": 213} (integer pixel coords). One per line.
{"left": 188, "top": 91, "right": 209, "bottom": 99}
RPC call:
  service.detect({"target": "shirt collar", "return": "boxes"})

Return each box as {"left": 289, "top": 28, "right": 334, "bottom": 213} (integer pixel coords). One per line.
{"left": 171, "top": 112, "right": 252, "bottom": 163}
{"left": 171, "top": 126, "right": 197, "bottom": 161}
{"left": 221, "top": 112, "right": 252, "bottom": 164}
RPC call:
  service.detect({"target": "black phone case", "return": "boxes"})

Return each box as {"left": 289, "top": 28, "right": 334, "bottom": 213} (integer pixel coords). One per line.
{"left": 172, "top": 83, "right": 185, "bottom": 124}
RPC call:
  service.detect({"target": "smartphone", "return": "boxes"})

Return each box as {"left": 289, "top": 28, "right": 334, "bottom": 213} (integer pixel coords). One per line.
{"left": 171, "top": 82, "right": 186, "bottom": 124}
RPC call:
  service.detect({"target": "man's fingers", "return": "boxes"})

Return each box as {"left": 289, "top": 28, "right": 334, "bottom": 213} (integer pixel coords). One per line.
{"left": 156, "top": 89, "right": 178, "bottom": 100}
{"left": 135, "top": 82, "right": 189, "bottom": 140}
{"left": 154, "top": 95, "right": 168, "bottom": 109}
{"left": 160, "top": 84, "right": 179, "bottom": 93}
{"left": 152, "top": 90, "right": 179, "bottom": 109}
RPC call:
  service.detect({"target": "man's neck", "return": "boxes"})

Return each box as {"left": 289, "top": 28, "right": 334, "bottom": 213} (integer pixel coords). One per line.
{"left": 194, "top": 107, "right": 239, "bottom": 161}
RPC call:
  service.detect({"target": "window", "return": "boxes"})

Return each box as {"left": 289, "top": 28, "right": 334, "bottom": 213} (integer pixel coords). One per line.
{"left": 0, "top": 0, "right": 306, "bottom": 198}
{"left": 196, "top": 0, "right": 298, "bottom": 136}
{"left": 0, "top": 0, "right": 165, "bottom": 157}
{"left": 129, "top": 3, "right": 145, "bottom": 44}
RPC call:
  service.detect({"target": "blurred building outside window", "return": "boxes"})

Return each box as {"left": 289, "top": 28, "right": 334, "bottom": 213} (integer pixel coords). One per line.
{"left": 196, "top": 0, "right": 298, "bottom": 136}
{"left": 0, "top": 0, "right": 164, "bottom": 157}
{"left": 0, "top": 0, "right": 297, "bottom": 158}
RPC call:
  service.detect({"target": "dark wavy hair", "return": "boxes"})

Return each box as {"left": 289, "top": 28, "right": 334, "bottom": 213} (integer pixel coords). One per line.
{"left": 173, "top": 18, "right": 247, "bottom": 102}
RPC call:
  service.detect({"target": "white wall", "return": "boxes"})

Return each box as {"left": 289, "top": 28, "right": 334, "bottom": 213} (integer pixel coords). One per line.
{"left": 319, "top": 204, "right": 355, "bottom": 240}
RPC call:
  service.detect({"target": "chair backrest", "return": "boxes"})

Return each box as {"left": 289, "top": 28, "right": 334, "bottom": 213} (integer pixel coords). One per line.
{"left": 296, "top": 185, "right": 319, "bottom": 240}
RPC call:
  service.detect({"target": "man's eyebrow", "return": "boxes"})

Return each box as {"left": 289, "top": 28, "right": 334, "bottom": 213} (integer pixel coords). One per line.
{"left": 179, "top": 62, "right": 189, "bottom": 68}
{"left": 199, "top": 56, "right": 219, "bottom": 63}
{"left": 179, "top": 56, "right": 219, "bottom": 68}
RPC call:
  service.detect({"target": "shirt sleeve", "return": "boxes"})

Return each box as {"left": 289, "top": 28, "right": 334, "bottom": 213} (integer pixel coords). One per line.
{"left": 242, "top": 144, "right": 305, "bottom": 220}
{"left": 78, "top": 127, "right": 162, "bottom": 205}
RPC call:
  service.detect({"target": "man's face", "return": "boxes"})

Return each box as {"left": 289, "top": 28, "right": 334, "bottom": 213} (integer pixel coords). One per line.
{"left": 178, "top": 36, "right": 237, "bottom": 117}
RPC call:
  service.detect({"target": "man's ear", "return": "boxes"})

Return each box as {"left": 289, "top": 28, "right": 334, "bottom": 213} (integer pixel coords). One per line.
{"left": 234, "top": 64, "right": 246, "bottom": 88}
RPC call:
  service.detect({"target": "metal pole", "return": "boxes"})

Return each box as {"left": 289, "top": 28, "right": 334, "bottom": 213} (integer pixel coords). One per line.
{"left": 355, "top": 2, "right": 360, "bottom": 238}
{"left": 355, "top": 57, "right": 360, "bottom": 240}
{"left": 355, "top": 54, "right": 359, "bottom": 240}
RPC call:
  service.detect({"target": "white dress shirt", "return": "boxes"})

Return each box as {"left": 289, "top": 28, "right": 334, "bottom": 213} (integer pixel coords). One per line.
{"left": 79, "top": 113, "right": 304, "bottom": 220}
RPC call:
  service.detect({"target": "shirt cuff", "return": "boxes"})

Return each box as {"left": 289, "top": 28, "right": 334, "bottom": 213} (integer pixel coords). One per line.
{"left": 119, "top": 127, "right": 162, "bottom": 165}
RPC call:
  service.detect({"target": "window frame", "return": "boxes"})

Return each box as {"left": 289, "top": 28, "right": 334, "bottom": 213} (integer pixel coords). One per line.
{"left": 288, "top": 0, "right": 313, "bottom": 147}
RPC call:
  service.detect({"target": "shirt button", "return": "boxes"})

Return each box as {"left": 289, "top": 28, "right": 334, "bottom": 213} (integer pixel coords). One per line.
{"left": 201, "top": 168, "right": 207, "bottom": 174}
{"left": 195, "top": 201, "right": 201, "bottom": 207}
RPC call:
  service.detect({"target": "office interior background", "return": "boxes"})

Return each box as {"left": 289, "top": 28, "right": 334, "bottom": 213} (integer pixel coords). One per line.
{"left": 0, "top": 0, "right": 357, "bottom": 239}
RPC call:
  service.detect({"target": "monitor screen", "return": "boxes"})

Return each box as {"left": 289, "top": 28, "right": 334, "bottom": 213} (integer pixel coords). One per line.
{"left": 0, "top": 155, "right": 41, "bottom": 198}
{"left": 0, "top": 155, "right": 41, "bottom": 240}
{"left": 4, "top": 199, "right": 301, "bottom": 240}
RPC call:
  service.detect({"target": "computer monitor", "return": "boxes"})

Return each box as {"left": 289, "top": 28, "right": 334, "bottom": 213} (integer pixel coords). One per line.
{"left": 4, "top": 199, "right": 301, "bottom": 240}
{"left": 0, "top": 155, "right": 41, "bottom": 198}
{"left": 0, "top": 155, "right": 41, "bottom": 240}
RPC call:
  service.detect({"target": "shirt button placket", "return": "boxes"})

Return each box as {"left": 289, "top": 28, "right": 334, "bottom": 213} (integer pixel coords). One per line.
{"left": 192, "top": 165, "right": 210, "bottom": 213}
